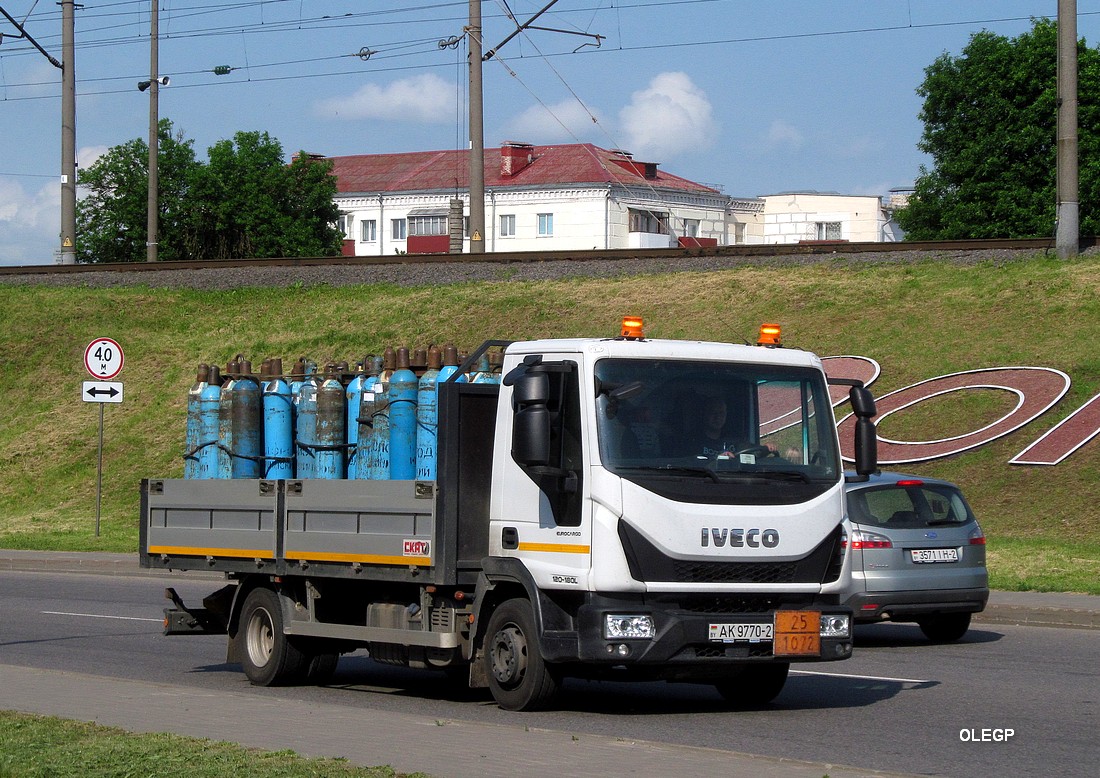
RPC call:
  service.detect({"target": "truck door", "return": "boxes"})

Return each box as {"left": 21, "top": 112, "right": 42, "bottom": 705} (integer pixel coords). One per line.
{"left": 494, "top": 358, "right": 591, "bottom": 588}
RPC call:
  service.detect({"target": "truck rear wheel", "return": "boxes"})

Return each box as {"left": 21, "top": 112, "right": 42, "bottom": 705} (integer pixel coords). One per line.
{"left": 713, "top": 662, "right": 790, "bottom": 707}
{"left": 483, "top": 598, "right": 560, "bottom": 711}
{"left": 237, "top": 587, "right": 307, "bottom": 686}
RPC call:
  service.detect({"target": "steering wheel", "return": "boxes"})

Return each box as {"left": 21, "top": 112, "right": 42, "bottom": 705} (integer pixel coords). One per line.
{"left": 734, "top": 444, "right": 778, "bottom": 458}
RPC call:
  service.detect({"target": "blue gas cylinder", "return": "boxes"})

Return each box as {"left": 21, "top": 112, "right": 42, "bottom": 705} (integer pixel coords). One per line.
{"left": 365, "top": 351, "right": 393, "bottom": 480}
{"left": 415, "top": 346, "right": 442, "bottom": 481}
{"left": 230, "top": 359, "right": 262, "bottom": 479}
{"left": 388, "top": 348, "right": 418, "bottom": 480}
{"left": 315, "top": 364, "right": 347, "bottom": 479}
{"left": 216, "top": 359, "right": 238, "bottom": 480}
{"left": 185, "top": 364, "right": 209, "bottom": 479}
{"left": 197, "top": 365, "right": 222, "bottom": 479}
{"left": 345, "top": 359, "right": 367, "bottom": 479}
{"left": 295, "top": 371, "right": 319, "bottom": 479}
{"left": 263, "top": 358, "right": 294, "bottom": 479}
{"left": 469, "top": 352, "right": 492, "bottom": 383}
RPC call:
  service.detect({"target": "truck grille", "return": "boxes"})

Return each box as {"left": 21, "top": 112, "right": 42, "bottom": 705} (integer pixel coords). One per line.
{"left": 618, "top": 521, "right": 843, "bottom": 585}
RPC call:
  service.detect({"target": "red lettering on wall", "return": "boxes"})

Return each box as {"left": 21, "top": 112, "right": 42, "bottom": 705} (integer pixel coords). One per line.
{"left": 1010, "top": 392, "right": 1100, "bottom": 465}
{"left": 822, "top": 356, "right": 881, "bottom": 406}
{"left": 836, "top": 367, "right": 1070, "bottom": 464}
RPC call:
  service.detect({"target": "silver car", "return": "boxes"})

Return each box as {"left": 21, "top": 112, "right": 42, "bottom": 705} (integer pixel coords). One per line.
{"left": 842, "top": 471, "right": 989, "bottom": 642}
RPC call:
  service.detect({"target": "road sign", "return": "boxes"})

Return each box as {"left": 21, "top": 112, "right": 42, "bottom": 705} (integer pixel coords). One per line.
{"left": 82, "top": 381, "right": 124, "bottom": 403}
{"left": 84, "top": 338, "right": 124, "bottom": 380}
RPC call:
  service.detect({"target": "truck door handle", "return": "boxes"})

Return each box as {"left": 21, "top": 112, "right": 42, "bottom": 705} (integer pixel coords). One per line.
{"left": 502, "top": 527, "right": 519, "bottom": 549}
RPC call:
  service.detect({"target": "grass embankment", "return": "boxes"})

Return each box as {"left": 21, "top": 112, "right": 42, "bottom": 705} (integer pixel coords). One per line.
{"left": 0, "top": 711, "right": 426, "bottom": 778}
{"left": 0, "top": 253, "right": 1097, "bottom": 592}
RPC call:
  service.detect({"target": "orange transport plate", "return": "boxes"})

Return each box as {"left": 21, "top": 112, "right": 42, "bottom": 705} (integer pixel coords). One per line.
{"left": 773, "top": 610, "right": 821, "bottom": 657}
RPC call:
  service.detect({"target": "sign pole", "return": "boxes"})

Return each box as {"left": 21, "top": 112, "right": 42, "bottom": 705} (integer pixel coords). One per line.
{"left": 83, "top": 338, "right": 125, "bottom": 537}
{"left": 96, "top": 402, "right": 104, "bottom": 536}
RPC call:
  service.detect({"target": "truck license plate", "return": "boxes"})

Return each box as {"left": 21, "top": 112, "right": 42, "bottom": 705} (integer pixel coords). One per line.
{"left": 709, "top": 622, "right": 773, "bottom": 642}
{"left": 911, "top": 548, "right": 959, "bottom": 564}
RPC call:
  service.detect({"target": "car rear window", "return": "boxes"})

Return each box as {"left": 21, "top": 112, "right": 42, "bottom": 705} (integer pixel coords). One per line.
{"left": 847, "top": 483, "right": 975, "bottom": 529}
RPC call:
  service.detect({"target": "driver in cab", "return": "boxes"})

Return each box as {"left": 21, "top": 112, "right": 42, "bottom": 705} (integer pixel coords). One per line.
{"left": 685, "top": 396, "right": 779, "bottom": 460}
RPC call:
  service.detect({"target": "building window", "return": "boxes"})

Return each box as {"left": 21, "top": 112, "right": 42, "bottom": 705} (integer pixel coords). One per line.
{"left": 815, "top": 221, "right": 842, "bottom": 240}
{"left": 537, "top": 213, "right": 554, "bottom": 237}
{"left": 391, "top": 218, "right": 407, "bottom": 241}
{"left": 409, "top": 214, "right": 447, "bottom": 236}
{"left": 360, "top": 220, "right": 377, "bottom": 242}
{"left": 336, "top": 215, "right": 351, "bottom": 238}
{"left": 684, "top": 219, "right": 700, "bottom": 238}
{"left": 500, "top": 214, "right": 516, "bottom": 238}
{"left": 628, "top": 208, "right": 669, "bottom": 234}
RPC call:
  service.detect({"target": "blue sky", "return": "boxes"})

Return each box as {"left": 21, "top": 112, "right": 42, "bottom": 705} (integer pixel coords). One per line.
{"left": 1, "top": 1, "right": 1094, "bottom": 265}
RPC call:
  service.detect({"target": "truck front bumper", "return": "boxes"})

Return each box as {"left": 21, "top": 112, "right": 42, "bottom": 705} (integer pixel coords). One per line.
{"left": 540, "top": 592, "right": 853, "bottom": 673}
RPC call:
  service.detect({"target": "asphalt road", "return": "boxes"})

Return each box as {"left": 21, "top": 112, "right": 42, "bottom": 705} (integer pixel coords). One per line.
{"left": 1, "top": 569, "right": 1097, "bottom": 777}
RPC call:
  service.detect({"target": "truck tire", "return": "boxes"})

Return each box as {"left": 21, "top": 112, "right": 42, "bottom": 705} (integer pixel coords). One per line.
{"left": 714, "top": 662, "right": 790, "bottom": 707}
{"left": 917, "top": 612, "right": 971, "bottom": 643}
{"left": 237, "top": 587, "right": 307, "bottom": 686}
{"left": 483, "top": 598, "right": 560, "bottom": 711}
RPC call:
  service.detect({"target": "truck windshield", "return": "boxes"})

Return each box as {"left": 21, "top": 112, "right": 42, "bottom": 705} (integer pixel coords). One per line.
{"left": 594, "top": 358, "right": 841, "bottom": 489}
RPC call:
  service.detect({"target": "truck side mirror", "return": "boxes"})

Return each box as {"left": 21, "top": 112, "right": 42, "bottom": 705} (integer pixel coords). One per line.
{"left": 849, "top": 386, "right": 878, "bottom": 477}
{"left": 511, "top": 372, "right": 550, "bottom": 466}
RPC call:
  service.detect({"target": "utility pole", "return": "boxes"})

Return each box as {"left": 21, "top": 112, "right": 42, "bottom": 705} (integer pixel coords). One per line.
{"left": 467, "top": 0, "right": 485, "bottom": 254}
{"left": 1056, "top": 0, "right": 1079, "bottom": 259}
{"left": 60, "top": 0, "right": 76, "bottom": 265}
{"left": 146, "top": 0, "right": 160, "bottom": 262}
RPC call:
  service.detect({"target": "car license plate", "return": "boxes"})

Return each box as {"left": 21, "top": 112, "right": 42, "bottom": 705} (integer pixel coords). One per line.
{"left": 709, "top": 622, "right": 773, "bottom": 642}
{"left": 911, "top": 548, "right": 959, "bottom": 564}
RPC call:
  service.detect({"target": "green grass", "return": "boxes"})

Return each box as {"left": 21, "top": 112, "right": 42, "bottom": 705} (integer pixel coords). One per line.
{"left": 0, "top": 711, "right": 428, "bottom": 778}
{"left": 0, "top": 252, "right": 1097, "bottom": 591}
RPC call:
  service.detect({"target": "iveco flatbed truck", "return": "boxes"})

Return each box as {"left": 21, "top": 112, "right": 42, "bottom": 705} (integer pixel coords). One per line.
{"left": 140, "top": 319, "right": 878, "bottom": 710}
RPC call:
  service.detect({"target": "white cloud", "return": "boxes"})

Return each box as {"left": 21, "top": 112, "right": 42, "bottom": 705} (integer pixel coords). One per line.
{"left": 78, "top": 145, "right": 109, "bottom": 170}
{"left": 617, "top": 72, "right": 716, "bottom": 158}
{"left": 312, "top": 74, "right": 457, "bottom": 123}
{"left": 0, "top": 176, "right": 59, "bottom": 266}
{"left": 505, "top": 100, "right": 603, "bottom": 144}
{"left": 763, "top": 120, "right": 804, "bottom": 151}
{"left": 0, "top": 144, "right": 106, "bottom": 266}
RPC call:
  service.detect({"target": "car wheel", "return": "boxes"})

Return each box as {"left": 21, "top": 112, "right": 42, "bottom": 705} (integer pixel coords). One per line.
{"left": 917, "top": 612, "right": 971, "bottom": 643}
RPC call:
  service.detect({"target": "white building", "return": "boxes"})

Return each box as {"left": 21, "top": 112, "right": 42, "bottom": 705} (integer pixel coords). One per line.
{"left": 329, "top": 143, "right": 739, "bottom": 256}
{"left": 757, "top": 191, "right": 904, "bottom": 244}
{"left": 324, "top": 144, "right": 903, "bottom": 255}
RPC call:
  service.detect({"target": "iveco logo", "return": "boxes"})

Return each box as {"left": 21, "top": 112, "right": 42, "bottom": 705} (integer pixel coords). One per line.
{"left": 700, "top": 528, "right": 780, "bottom": 548}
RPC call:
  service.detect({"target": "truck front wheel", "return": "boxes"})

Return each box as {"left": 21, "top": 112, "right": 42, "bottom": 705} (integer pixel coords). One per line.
{"left": 483, "top": 598, "right": 560, "bottom": 711}
{"left": 237, "top": 587, "right": 307, "bottom": 686}
{"left": 713, "top": 662, "right": 790, "bottom": 707}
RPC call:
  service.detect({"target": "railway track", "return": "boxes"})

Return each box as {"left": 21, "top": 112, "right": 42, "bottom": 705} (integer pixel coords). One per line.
{"left": 0, "top": 237, "right": 1082, "bottom": 276}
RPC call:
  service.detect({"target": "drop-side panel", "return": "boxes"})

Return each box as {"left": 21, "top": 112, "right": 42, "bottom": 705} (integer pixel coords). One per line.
{"left": 284, "top": 478, "right": 435, "bottom": 579}
{"left": 142, "top": 479, "right": 279, "bottom": 572}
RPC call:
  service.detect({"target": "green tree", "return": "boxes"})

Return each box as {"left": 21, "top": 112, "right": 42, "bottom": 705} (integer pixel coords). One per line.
{"left": 184, "top": 131, "right": 342, "bottom": 259}
{"left": 897, "top": 18, "right": 1100, "bottom": 239}
{"left": 77, "top": 125, "right": 342, "bottom": 262}
{"left": 75, "top": 119, "right": 199, "bottom": 263}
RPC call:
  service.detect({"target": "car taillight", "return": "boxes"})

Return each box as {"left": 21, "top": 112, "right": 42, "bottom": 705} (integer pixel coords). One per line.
{"left": 849, "top": 529, "right": 892, "bottom": 549}
{"left": 969, "top": 525, "right": 986, "bottom": 545}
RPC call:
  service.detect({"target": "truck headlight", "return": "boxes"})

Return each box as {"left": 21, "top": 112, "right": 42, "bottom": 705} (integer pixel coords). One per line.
{"left": 604, "top": 614, "right": 654, "bottom": 639}
{"left": 819, "top": 614, "right": 850, "bottom": 638}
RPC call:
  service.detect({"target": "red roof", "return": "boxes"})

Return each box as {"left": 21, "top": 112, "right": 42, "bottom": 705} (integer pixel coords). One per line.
{"left": 328, "top": 143, "right": 719, "bottom": 195}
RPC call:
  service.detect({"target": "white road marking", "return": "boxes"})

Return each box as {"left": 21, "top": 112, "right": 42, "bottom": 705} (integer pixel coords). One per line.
{"left": 791, "top": 669, "right": 932, "bottom": 684}
{"left": 42, "top": 610, "right": 162, "bottom": 623}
